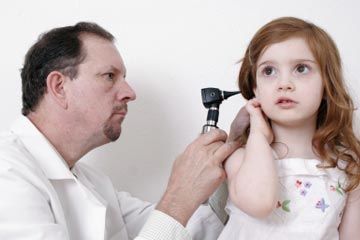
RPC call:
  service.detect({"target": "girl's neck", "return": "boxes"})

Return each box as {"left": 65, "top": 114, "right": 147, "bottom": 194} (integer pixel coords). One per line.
{"left": 271, "top": 119, "right": 318, "bottom": 159}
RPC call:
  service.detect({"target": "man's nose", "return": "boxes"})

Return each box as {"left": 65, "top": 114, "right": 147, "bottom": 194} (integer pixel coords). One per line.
{"left": 117, "top": 80, "right": 137, "bottom": 102}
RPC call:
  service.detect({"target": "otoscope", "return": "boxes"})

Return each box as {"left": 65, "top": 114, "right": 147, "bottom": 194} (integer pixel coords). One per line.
{"left": 201, "top": 88, "right": 241, "bottom": 133}
{"left": 201, "top": 87, "right": 241, "bottom": 225}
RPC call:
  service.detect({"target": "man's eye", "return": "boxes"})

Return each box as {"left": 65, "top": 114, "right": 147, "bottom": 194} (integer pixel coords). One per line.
{"left": 296, "top": 64, "right": 310, "bottom": 74}
{"left": 106, "top": 72, "right": 115, "bottom": 80}
{"left": 262, "top": 66, "right": 276, "bottom": 76}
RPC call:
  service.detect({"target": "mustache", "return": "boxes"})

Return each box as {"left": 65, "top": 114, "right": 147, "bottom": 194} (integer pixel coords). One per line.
{"left": 112, "top": 104, "right": 127, "bottom": 113}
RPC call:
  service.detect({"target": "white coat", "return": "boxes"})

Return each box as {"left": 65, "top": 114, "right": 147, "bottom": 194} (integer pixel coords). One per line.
{"left": 0, "top": 116, "right": 223, "bottom": 239}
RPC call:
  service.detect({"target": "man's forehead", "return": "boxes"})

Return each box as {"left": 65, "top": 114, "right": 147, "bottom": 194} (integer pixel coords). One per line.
{"left": 80, "top": 35, "right": 125, "bottom": 69}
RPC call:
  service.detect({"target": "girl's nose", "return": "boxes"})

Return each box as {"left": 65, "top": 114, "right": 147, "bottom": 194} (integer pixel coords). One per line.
{"left": 277, "top": 75, "right": 295, "bottom": 92}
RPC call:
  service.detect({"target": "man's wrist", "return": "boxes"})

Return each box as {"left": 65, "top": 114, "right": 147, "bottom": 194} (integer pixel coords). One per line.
{"left": 137, "top": 210, "right": 191, "bottom": 240}
{"left": 156, "top": 190, "right": 197, "bottom": 226}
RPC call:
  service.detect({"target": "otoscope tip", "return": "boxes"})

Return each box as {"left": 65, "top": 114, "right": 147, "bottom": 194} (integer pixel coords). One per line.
{"left": 223, "top": 90, "right": 241, "bottom": 100}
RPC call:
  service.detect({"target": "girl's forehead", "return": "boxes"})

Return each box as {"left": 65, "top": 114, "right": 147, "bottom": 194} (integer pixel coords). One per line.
{"left": 257, "top": 37, "right": 315, "bottom": 64}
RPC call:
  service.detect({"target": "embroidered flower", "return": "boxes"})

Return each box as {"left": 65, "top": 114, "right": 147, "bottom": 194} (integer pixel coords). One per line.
{"left": 295, "top": 180, "right": 302, "bottom": 188}
{"left": 300, "top": 189, "right": 307, "bottom": 196}
{"left": 336, "top": 182, "right": 344, "bottom": 196}
{"left": 277, "top": 200, "right": 291, "bottom": 212}
{"left": 315, "top": 198, "right": 329, "bottom": 212}
{"left": 304, "top": 181, "right": 312, "bottom": 188}
{"left": 330, "top": 181, "right": 345, "bottom": 196}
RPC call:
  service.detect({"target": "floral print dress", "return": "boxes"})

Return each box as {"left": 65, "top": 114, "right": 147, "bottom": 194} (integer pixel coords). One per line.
{"left": 218, "top": 158, "right": 347, "bottom": 240}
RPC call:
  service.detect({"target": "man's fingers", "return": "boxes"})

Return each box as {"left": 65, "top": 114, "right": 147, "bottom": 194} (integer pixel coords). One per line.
{"left": 228, "top": 105, "right": 250, "bottom": 143}
{"left": 206, "top": 141, "right": 225, "bottom": 154}
{"left": 197, "top": 129, "right": 227, "bottom": 146}
{"left": 213, "top": 141, "right": 241, "bottom": 165}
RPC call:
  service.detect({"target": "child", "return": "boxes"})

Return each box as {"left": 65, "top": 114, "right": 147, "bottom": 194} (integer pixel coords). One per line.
{"left": 219, "top": 17, "right": 360, "bottom": 239}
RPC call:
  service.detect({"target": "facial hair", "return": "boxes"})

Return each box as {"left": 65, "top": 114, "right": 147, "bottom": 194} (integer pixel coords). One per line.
{"left": 103, "top": 104, "right": 127, "bottom": 141}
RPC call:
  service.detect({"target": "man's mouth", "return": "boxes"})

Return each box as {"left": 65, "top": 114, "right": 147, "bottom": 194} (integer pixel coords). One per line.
{"left": 112, "top": 105, "right": 128, "bottom": 117}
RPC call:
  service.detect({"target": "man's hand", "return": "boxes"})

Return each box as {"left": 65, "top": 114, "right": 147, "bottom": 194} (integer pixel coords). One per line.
{"left": 228, "top": 104, "right": 250, "bottom": 143}
{"left": 156, "top": 129, "right": 239, "bottom": 226}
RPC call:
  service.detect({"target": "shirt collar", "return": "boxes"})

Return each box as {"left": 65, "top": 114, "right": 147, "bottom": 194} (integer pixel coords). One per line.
{"left": 10, "top": 115, "right": 74, "bottom": 180}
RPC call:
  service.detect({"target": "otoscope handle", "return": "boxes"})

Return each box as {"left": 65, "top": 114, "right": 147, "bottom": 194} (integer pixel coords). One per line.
{"left": 202, "top": 104, "right": 219, "bottom": 134}
{"left": 201, "top": 122, "right": 217, "bottom": 205}
{"left": 201, "top": 123, "right": 229, "bottom": 225}
{"left": 202, "top": 125, "right": 218, "bottom": 134}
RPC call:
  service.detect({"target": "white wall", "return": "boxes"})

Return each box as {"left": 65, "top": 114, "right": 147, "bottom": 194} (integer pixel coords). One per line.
{"left": 0, "top": 0, "right": 359, "bottom": 202}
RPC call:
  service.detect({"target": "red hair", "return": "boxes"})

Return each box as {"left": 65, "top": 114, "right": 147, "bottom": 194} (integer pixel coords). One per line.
{"left": 238, "top": 17, "right": 360, "bottom": 191}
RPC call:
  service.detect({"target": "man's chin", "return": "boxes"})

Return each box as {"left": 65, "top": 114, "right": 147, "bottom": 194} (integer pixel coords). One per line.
{"left": 108, "top": 133, "right": 120, "bottom": 142}
{"left": 103, "top": 126, "right": 121, "bottom": 142}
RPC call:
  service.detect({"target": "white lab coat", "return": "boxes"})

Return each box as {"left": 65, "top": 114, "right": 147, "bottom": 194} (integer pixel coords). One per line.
{"left": 0, "top": 116, "right": 223, "bottom": 240}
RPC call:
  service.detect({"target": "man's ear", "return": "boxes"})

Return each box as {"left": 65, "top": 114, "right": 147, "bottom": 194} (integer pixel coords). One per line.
{"left": 46, "top": 71, "right": 68, "bottom": 109}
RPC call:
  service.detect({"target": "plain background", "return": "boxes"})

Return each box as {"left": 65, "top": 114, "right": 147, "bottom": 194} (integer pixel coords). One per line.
{"left": 0, "top": 0, "right": 359, "bottom": 202}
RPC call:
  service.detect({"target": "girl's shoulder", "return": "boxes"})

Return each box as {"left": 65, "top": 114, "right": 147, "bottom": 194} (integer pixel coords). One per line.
{"left": 276, "top": 157, "right": 348, "bottom": 187}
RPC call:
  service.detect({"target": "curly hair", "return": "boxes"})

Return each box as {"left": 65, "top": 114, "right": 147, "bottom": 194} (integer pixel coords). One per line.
{"left": 238, "top": 17, "right": 360, "bottom": 192}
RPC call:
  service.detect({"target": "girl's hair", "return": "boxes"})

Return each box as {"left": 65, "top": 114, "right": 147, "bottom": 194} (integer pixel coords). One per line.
{"left": 238, "top": 16, "right": 360, "bottom": 191}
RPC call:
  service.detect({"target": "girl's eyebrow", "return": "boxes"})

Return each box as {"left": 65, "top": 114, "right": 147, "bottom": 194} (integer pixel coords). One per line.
{"left": 290, "top": 59, "right": 317, "bottom": 64}
{"left": 257, "top": 60, "right": 275, "bottom": 68}
{"left": 257, "top": 59, "right": 317, "bottom": 68}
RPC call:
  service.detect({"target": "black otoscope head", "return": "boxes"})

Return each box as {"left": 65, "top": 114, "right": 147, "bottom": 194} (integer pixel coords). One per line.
{"left": 201, "top": 88, "right": 241, "bottom": 133}
{"left": 201, "top": 88, "right": 241, "bottom": 109}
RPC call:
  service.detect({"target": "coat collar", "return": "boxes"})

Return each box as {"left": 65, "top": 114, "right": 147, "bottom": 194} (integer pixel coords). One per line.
{"left": 10, "top": 115, "right": 75, "bottom": 180}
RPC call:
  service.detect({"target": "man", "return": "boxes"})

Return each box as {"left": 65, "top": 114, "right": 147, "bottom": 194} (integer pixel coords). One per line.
{"left": 0, "top": 22, "right": 247, "bottom": 239}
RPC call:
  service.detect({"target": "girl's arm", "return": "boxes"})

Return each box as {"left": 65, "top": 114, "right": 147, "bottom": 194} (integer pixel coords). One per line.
{"left": 225, "top": 99, "right": 278, "bottom": 218}
{"left": 339, "top": 187, "right": 360, "bottom": 239}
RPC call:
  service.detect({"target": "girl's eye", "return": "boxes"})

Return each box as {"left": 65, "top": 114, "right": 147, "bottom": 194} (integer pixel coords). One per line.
{"left": 296, "top": 64, "right": 310, "bottom": 74}
{"left": 262, "top": 66, "right": 276, "bottom": 76}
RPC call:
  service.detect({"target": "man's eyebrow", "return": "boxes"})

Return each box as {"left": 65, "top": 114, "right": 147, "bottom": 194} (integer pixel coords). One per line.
{"left": 95, "top": 65, "right": 127, "bottom": 78}
{"left": 108, "top": 65, "right": 121, "bottom": 73}
{"left": 109, "top": 65, "right": 127, "bottom": 77}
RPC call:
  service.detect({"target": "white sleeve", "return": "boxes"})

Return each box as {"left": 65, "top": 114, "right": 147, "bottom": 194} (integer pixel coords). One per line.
{"left": 135, "top": 210, "right": 191, "bottom": 240}
{"left": 117, "top": 192, "right": 223, "bottom": 240}
{"left": 0, "top": 163, "right": 69, "bottom": 240}
{"left": 117, "top": 191, "right": 155, "bottom": 238}
{"left": 117, "top": 192, "right": 191, "bottom": 240}
{"left": 186, "top": 205, "right": 224, "bottom": 240}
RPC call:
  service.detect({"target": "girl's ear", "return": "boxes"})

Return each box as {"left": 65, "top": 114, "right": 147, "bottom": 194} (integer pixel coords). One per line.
{"left": 253, "top": 87, "right": 259, "bottom": 97}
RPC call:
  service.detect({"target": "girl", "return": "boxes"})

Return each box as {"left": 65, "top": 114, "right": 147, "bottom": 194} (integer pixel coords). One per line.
{"left": 219, "top": 17, "right": 360, "bottom": 239}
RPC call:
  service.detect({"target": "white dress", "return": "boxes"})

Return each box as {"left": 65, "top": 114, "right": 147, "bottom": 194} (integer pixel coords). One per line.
{"left": 218, "top": 158, "right": 348, "bottom": 240}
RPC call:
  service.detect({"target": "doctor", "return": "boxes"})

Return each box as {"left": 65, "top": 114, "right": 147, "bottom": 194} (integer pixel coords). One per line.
{"left": 0, "top": 22, "right": 247, "bottom": 239}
